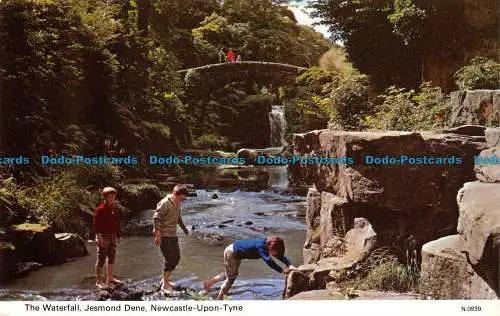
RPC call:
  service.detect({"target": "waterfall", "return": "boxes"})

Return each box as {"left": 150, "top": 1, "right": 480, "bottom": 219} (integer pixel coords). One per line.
{"left": 269, "top": 105, "right": 286, "bottom": 147}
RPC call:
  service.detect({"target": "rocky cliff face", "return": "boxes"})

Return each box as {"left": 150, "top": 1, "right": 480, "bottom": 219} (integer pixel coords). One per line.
{"left": 289, "top": 129, "right": 487, "bottom": 265}
{"left": 419, "top": 129, "right": 500, "bottom": 299}
{"left": 449, "top": 90, "right": 500, "bottom": 127}
{"left": 287, "top": 126, "right": 499, "bottom": 299}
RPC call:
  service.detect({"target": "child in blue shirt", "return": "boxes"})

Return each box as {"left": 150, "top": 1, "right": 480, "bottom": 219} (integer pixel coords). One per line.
{"left": 202, "top": 236, "right": 297, "bottom": 299}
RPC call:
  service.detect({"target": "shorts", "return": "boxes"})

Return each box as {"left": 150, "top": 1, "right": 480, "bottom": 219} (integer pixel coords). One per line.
{"left": 96, "top": 235, "right": 117, "bottom": 265}
{"left": 224, "top": 243, "right": 241, "bottom": 279}
{"left": 160, "top": 236, "right": 180, "bottom": 272}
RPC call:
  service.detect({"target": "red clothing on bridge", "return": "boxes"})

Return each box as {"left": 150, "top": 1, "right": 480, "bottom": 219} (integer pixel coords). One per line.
{"left": 227, "top": 50, "right": 235, "bottom": 62}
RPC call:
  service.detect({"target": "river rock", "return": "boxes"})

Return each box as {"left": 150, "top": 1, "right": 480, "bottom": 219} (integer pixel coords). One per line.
{"left": 303, "top": 243, "right": 321, "bottom": 264}
{"left": 443, "top": 124, "right": 485, "bottom": 136}
{"left": 474, "top": 147, "right": 500, "bottom": 182}
{"left": 236, "top": 148, "right": 259, "bottom": 165}
{"left": 9, "top": 223, "right": 64, "bottom": 265}
{"left": 55, "top": 233, "right": 88, "bottom": 258}
{"left": 456, "top": 181, "right": 500, "bottom": 265}
{"left": 292, "top": 218, "right": 377, "bottom": 294}
{"left": 485, "top": 128, "right": 500, "bottom": 147}
{"left": 0, "top": 241, "right": 17, "bottom": 282}
{"left": 287, "top": 289, "right": 421, "bottom": 300}
{"left": 419, "top": 235, "right": 498, "bottom": 299}
{"left": 282, "top": 270, "right": 310, "bottom": 299}
{"left": 117, "top": 183, "right": 162, "bottom": 216}
{"left": 449, "top": 90, "right": 500, "bottom": 127}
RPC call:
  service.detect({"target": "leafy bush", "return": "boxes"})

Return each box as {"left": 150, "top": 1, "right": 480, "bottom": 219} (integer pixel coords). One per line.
{"left": 329, "top": 71, "right": 373, "bottom": 130}
{"left": 283, "top": 67, "right": 338, "bottom": 137}
{"left": 454, "top": 56, "right": 500, "bottom": 90}
{"left": 17, "top": 172, "right": 87, "bottom": 234}
{"left": 364, "top": 82, "right": 450, "bottom": 131}
{"left": 319, "top": 46, "right": 355, "bottom": 77}
{"left": 192, "top": 134, "right": 232, "bottom": 151}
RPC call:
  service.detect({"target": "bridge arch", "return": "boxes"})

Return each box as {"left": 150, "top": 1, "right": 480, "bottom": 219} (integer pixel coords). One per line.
{"left": 177, "top": 61, "right": 307, "bottom": 94}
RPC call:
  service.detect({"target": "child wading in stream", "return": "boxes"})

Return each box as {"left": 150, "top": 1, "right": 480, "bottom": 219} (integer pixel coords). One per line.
{"left": 202, "top": 236, "right": 298, "bottom": 299}
{"left": 93, "top": 187, "right": 123, "bottom": 289}
{"left": 153, "top": 184, "right": 190, "bottom": 294}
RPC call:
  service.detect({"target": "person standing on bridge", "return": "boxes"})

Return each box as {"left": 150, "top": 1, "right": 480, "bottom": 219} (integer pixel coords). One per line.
{"left": 227, "top": 48, "right": 235, "bottom": 63}
{"left": 218, "top": 47, "right": 225, "bottom": 63}
{"left": 236, "top": 54, "right": 242, "bottom": 63}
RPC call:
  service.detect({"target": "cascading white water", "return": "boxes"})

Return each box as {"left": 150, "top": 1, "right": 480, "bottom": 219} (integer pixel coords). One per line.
{"left": 269, "top": 105, "right": 286, "bottom": 147}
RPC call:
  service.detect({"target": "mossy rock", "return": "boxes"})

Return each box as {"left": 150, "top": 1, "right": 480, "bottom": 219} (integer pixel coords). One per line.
{"left": 0, "top": 242, "right": 15, "bottom": 250}
{"left": 11, "top": 223, "right": 50, "bottom": 233}
{"left": 9, "top": 223, "right": 64, "bottom": 265}
{"left": 55, "top": 233, "right": 88, "bottom": 258}
{"left": 0, "top": 242, "right": 17, "bottom": 283}
{"left": 117, "top": 183, "right": 162, "bottom": 216}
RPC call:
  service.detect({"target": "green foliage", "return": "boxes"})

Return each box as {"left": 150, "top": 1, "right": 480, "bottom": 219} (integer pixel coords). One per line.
{"left": 284, "top": 67, "right": 338, "bottom": 136}
{"left": 308, "top": 0, "right": 422, "bottom": 90}
{"left": 0, "top": 0, "right": 188, "bottom": 155}
{"left": 17, "top": 172, "right": 87, "bottom": 233}
{"left": 192, "top": 134, "right": 232, "bottom": 151}
{"left": 330, "top": 248, "right": 419, "bottom": 293}
{"left": 71, "top": 164, "right": 124, "bottom": 189}
{"left": 309, "top": 0, "right": 499, "bottom": 91}
{"left": 454, "top": 56, "right": 500, "bottom": 90}
{"left": 319, "top": 46, "right": 355, "bottom": 77}
{"left": 364, "top": 82, "right": 450, "bottom": 131}
{"left": 189, "top": 0, "right": 331, "bottom": 67}
{"left": 329, "top": 71, "right": 373, "bottom": 130}
{"left": 388, "top": 0, "right": 427, "bottom": 44}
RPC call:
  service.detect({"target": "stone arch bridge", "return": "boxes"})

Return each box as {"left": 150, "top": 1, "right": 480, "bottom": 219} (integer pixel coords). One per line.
{"left": 177, "top": 61, "right": 308, "bottom": 95}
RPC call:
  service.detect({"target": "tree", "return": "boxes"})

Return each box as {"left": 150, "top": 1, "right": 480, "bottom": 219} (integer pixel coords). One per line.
{"left": 308, "top": 0, "right": 499, "bottom": 91}
{"left": 308, "top": 0, "right": 422, "bottom": 91}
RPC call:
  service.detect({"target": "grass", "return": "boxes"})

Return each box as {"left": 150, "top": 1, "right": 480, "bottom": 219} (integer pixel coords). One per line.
{"left": 330, "top": 247, "right": 420, "bottom": 293}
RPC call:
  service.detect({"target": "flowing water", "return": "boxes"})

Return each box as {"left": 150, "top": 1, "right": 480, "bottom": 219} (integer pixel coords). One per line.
{"left": 269, "top": 105, "right": 286, "bottom": 147}
{"left": 0, "top": 166, "right": 307, "bottom": 300}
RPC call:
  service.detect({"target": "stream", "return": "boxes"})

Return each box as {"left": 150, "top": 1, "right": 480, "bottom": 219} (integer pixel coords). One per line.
{"left": 0, "top": 165, "right": 308, "bottom": 300}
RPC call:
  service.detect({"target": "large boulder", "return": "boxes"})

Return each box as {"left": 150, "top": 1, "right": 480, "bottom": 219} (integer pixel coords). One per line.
{"left": 443, "top": 124, "right": 485, "bottom": 137}
{"left": 291, "top": 217, "right": 377, "bottom": 295}
{"left": 474, "top": 147, "right": 500, "bottom": 183}
{"left": 449, "top": 90, "right": 500, "bottom": 127}
{"left": 0, "top": 241, "right": 17, "bottom": 282}
{"left": 117, "top": 183, "right": 162, "bottom": 216}
{"left": 282, "top": 270, "right": 310, "bottom": 299}
{"left": 236, "top": 148, "right": 259, "bottom": 165}
{"left": 419, "top": 235, "right": 498, "bottom": 299}
{"left": 292, "top": 130, "right": 485, "bottom": 211}
{"left": 456, "top": 181, "right": 500, "bottom": 265}
{"left": 9, "top": 223, "right": 64, "bottom": 265}
{"left": 292, "top": 129, "right": 487, "bottom": 259}
{"left": 485, "top": 127, "right": 500, "bottom": 147}
{"left": 55, "top": 233, "right": 88, "bottom": 258}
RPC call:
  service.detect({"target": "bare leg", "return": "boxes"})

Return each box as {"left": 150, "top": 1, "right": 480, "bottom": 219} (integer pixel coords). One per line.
{"left": 95, "top": 263, "right": 104, "bottom": 286}
{"left": 160, "top": 271, "right": 173, "bottom": 291}
{"left": 217, "top": 276, "right": 236, "bottom": 300}
{"left": 106, "top": 264, "right": 123, "bottom": 284}
{"left": 203, "top": 273, "right": 226, "bottom": 292}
